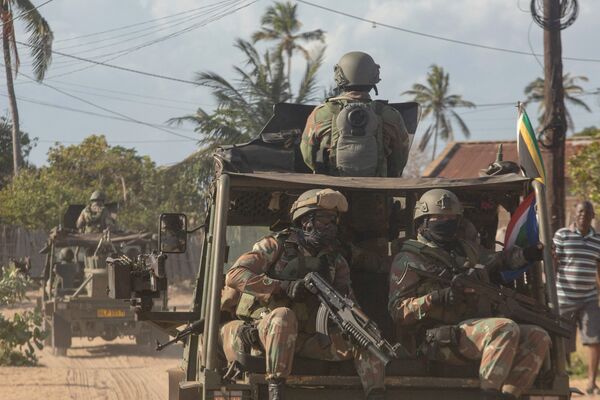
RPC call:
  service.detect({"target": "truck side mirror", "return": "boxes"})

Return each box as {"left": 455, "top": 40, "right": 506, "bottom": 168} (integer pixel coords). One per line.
{"left": 159, "top": 213, "right": 187, "bottom": 253}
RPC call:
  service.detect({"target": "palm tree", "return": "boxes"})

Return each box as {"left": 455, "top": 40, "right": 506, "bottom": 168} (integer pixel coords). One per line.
{"left": 2, "top": 0, "right": 53, "bottom": 175}
{"left": 523, "top": 73, "right": 591, "bottom": 132}
{"left": 403, "top": 65, "right": 475, "bottom": 161}
{"left": 168, "top": 39, "right": 324, "bottom": 188}
{"left": 252, "top": 1, "right": 324, "bottom": 84}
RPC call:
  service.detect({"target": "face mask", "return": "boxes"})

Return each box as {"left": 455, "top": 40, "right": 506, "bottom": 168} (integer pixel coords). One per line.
{"left": 425, "top": 218, "right": 459, "bottom": 242}
{"left": 301, "top": 214, "right": 338, "bottom": 249}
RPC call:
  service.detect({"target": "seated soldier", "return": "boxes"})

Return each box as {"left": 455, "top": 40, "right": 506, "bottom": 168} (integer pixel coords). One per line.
{"left": 76, "top": 190, "right": 116, "bottom": 233}
{"left": 301, "top": 51, "right": 410, "bottom": 177}
{"left": 219, "top": 188, "right": 386, "bottom": 400}
{"left": 388, "top": 189, "right": 550, "bottom": 400}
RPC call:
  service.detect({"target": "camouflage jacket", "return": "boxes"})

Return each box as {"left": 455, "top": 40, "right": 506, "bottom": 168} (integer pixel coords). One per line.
{"left": 388, "top": 234, "right": 529, "bottom": 328}
{"left": 300, "top": 91, "right": 410, "bottom": 177}
{"left": 223, "top": 229, "right": 352, "bottom": 328}
{"left": 76, "top": 204, "right": 115, "bottom": 233}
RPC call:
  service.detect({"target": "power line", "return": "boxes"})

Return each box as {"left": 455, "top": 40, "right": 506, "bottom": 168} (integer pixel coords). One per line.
{"left": 0, "top": 0, "right": 54, "bottom": 27}
{"left": 0, "top": 92, "right": 197, "bottom": 135}
{"left": 16, "top": 71, "right": 198, "bottom": 140}
{"left": 295, "top": 0, "right": 600, "bottom": 63}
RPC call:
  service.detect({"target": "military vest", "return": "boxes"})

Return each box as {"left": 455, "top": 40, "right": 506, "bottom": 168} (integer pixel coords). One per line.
{"left": 399, "top": 238, "right": 481, "bottom": 325}
{"left": 322, "top": 98, "right": 386, "bottom": 177}
{"left": 235, "top": 229, "right": 337, "bottom": 331}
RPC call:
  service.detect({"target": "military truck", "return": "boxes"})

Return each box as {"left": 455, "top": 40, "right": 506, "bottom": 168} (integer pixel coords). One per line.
{"left": 136, "top": 102, "right": 568, "bottom": 400}
{"left": 40, "top": 227, "right": 167, "bottom": 356}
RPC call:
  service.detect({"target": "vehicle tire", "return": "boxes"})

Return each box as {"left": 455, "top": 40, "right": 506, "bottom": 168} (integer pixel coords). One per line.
{"left": 52, "top": 314, "right": 72, "bottom": 356}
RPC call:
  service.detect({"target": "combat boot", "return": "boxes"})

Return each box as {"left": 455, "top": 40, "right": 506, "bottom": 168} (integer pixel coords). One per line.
{"left": 267, "top": 378, "right": 286, "bottom": 400}
{"left": 481, "top": 389, "right": 505, "bottom": 400}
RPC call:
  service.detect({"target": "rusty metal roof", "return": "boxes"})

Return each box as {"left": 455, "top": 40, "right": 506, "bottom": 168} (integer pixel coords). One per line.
{"left": 422, "top": 138, "right": 595, "bottom": 178}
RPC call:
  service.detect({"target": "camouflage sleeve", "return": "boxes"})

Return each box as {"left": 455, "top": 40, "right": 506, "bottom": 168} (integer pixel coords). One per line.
{"left": 388, "top": 252, "right": 436, "bottom": 326}
{"left": 331, "top": 254, "right": 353, "bottom": 297}
{"left": 300, "top": 105, "right": 332, "bottom": 172}
{"left": 382, "top": 106, "right": 410, "bottom": 177}
{"left": 225, "top": 236, "right": 284, "bottom": 303}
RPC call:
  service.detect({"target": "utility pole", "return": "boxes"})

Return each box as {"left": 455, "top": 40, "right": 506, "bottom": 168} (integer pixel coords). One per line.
{"left": 540, "top": 0, "right": 567, "bottom": 234}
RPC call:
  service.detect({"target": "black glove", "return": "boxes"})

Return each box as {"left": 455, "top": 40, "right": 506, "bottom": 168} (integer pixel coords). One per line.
{"left": 280, "top": 279, "right": 307, "bottom": 300}
{"left": 431, "top": 286, "right": 464, "bottom": 306}
{"left": 237, "top": 323, "right": 259, "bottom": 349}
{"left": 523, "top": 243, "right": 544, "bottom": 262}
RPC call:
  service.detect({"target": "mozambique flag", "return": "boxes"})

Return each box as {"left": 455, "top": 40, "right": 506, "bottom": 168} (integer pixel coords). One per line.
{"left": 517, "top": 107, "right": 546, "bottom": 184}
{"left": 501, "top": 192, "right": 539, "bottom": 282}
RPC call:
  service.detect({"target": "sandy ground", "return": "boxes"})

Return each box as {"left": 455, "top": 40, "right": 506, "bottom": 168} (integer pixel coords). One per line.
{"left": 0, "top": 285, "right": 193, "bottom": 400}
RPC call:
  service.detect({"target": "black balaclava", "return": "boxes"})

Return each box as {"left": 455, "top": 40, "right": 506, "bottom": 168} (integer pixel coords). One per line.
{"left": 420, "top": 216, "right": 460, "bottom": 247}
{"left": 300, "top": 212, "right": 338, "bottom": 250}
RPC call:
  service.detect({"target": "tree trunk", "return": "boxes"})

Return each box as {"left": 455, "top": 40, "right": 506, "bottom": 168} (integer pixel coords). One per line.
{"left": 540, "top": 0, "right": 567, "bottom": 234}
{"left": 431, "top": 115, "right": 439, "bottom": 161}
{"left": 2, "top": 22, "right": 22, "bottom": 175}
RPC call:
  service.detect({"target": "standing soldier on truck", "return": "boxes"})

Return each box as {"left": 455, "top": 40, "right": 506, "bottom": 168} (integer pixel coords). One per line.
{"left": 219, "top": 188, "right": 386, "bottom": 400}
{"left": 300, "top": 51, "right": 410, "bottom": 177}
{"left": 388, "top": 189, "right": 550, "bottom": 400}
{"left": 76, "top": 190, "right": 116, "bottom": 233}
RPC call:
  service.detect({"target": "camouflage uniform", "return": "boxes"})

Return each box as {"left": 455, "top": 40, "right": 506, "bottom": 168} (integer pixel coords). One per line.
{"left": 388, "top": 234, "right": 551, "bottom": 398}
{"left": 220, "top": 229, "right": 385, "bottom": 394}
{"left": 300, "top": 91, "right": 410, "bottom": 177}
{"left": 76, "top": 204, "right": 115, "bottom": 233}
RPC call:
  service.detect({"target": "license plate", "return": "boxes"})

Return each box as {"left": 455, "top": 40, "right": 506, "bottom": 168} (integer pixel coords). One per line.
{"left": 97, "top": 309, "right": 127, "bottom": 318}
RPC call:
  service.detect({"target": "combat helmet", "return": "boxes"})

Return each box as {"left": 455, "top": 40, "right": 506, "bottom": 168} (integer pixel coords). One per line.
{"left": 59, "top": 248, "right": 74, "bottom": 262}
{"left": 290, "top": 188, "right": 349, "bottom": 222}
{"left": 334, "top": 51, "right": 381, "bottom": 91}
{"left": 414, "top": 189, "right": 463, "bottom": 221}
{"left": 89, "top": 190, "right": 106, "bottom": 202}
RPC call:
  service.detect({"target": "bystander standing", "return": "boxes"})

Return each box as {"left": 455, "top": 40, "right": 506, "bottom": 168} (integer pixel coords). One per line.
{"left": 554, "top": 201, "right": 600, "bottom": 394}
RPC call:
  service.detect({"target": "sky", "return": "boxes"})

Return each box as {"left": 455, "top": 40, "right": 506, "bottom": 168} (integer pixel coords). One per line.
{"left": 3, "top": 0, "right": 600, "bottom": 167}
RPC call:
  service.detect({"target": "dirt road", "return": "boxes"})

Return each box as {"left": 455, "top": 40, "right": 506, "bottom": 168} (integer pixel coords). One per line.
{"left": 0, "top": 337, "right": 183, "bottom": 400}
{"left": 1, "top": 285, "right": 192, "bottom": 400}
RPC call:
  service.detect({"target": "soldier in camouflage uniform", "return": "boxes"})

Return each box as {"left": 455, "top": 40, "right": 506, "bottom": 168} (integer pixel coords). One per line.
{"left": 220, "top": 188, "right": 385, "bottom": 400}
{"left": 76, "top": 190, "right": 116, "bottom": 233}
{"left": 388, "top": 189, "right": 550, "bottom": 400}
{"left": 300, "top": 51, "right": 410, "bottom": 177}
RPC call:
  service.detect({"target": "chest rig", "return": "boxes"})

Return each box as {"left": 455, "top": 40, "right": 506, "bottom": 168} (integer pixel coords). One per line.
{"left": 235, "top": 229, "right": 337, "bottom": 324}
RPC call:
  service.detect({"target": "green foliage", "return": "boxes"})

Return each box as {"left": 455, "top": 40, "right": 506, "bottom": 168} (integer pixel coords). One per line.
{"left": 0, "top": 117, "right": 36, "bottom": 188}
{"left": 0, "top": 135, "right": 203, "bottom": 230}
{"left": 403, "top": 64, "right": 475, "bottom": 160}
{"left": 169, "top": 2, "right": 325, "bottom": 188}
{"left": 0, "top": 265, "right": 45, "bottom": 366}
{"left": 573, "top": 126, "right": 600, "bottom": 138}
{"left": 567, "top": 351, "right": 587, "bottom": 379}
{"left": 568, "top": 142, "right": 600, "bottom": 204}
{"left": 523, "top": 73, "right": 591, "bottom": 132}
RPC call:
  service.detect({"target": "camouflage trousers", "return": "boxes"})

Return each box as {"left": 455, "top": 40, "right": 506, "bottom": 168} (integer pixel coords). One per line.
{"left": 220, "top": 307, "right": 385, "bottom": 394}
{"left": 435, "top": 318, "right": 551, "bottom": 397}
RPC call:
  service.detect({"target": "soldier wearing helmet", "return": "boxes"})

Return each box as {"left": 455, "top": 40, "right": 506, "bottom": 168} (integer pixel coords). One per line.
{"left": 76, "top": 190, "right": 116, "bottom": 233}
{"left": 388, "top": 189, "right": 549, "bottom": 400}
{"left": 219, "top": 188, "right": 386, "bottom": 400}
{"left": 301, "top": 51, "right": 410, "bottom": 177}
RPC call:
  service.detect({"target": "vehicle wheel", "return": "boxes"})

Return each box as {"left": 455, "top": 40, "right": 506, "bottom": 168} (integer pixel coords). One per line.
{"left": 135, "top": 331, "right": 151, "bottom": 346}
{"left": 52, "top": 314, "right": 72, "bottom": 355}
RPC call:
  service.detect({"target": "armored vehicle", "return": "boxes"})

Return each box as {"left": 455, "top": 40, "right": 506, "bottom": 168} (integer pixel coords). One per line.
{"left": 40, "top": 226, "right": 166, "bottom": 356}
{"left": 139, "top": 102, "right": 568, "bottom": 400}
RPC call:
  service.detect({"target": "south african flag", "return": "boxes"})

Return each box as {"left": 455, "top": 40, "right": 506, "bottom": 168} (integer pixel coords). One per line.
{"left": 517, "top": 107, "right": 546, "bottom": 184}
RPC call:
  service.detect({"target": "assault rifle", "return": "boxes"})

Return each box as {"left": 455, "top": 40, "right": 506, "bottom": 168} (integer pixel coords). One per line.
{"left": 155, "top": 318, "right": 205, "bottom": 351}
{"left": 303, "top": 272, "right": 406, "bottom": 365}
{"left": 407, "top": 266, "right": 573, "bottom": 338}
